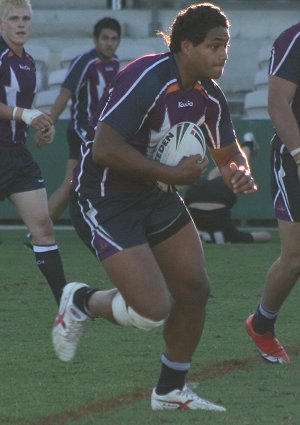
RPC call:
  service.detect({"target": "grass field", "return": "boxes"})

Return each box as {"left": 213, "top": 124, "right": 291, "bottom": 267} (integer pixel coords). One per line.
{"left": 1, "top": 228, "right": 300, "bottom": 425}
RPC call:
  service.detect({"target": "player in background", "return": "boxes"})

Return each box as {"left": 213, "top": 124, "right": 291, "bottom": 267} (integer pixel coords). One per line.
{"left": 246, "top": 23, "right": 300, "bottom": 364}
{"left": 185, "top": 132, "right": 271, "bottom": 243}
{"left": 52, "top": 3, "right": 257, "bottom": 411}
{"left": 0, "top": 0, "right": 66, "bottom": 304}
{"left": 24, "top": 17, "right": 121, "bottom": 247}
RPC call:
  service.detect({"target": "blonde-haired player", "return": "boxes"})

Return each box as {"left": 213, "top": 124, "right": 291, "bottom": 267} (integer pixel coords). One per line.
{"left": 0, "top": 0, "right": 66, "bottom": 303}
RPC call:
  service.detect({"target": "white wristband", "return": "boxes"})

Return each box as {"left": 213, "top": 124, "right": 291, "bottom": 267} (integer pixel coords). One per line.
{"left": 290, "top": 147, "right": 300, "bottom": 157}
{"left": 21, "top": 108, "right": 43, "bottom": 125}
{"left": 12, "top": 106, "right": 18, "bottom": 120}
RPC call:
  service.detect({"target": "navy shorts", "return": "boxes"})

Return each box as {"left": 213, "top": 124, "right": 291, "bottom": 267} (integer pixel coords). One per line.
{"left": 67, "top": 128, "right": 85, "bottom": 160}
{"left": 271, "top": 149, "right": 300, "bottom": 222}
{"left": 69, "top": 187, "right": 191, "bottom": 261}
{"left": 0, "top": 148, "right": 45, "bottom": 201}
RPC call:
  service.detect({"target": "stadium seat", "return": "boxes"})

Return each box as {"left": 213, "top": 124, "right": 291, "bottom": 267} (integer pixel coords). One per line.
{"left": 26, "top": 44, "right": 50, "bottom": 90}
{"left": 59, "top": 43, "right": 93, "bottom": 69}
{"left": 117, "top": 37, "right": 167, "bottom": 68}
{"left": 34, "top": 88, "right": 70, "bottom": 119}
{"left": 26, "top": 44, "right": 50, "bottom": 68}
{"left": 254, "top": 69, "right": 269, "bottom": 91}
{"left": 258, "top": 45, "right": 272, "bottom": 69}
{"left": 243, "top": 90, "right": 269, "bottom": 120}
{"left": 48, "top": 68, "right": 68, "bottom": 89}
{"left": 59, "top": 38, "right": 166, "bottom": 70}
{"left": 35, "top": 69, "right": 46, "bottom": 91}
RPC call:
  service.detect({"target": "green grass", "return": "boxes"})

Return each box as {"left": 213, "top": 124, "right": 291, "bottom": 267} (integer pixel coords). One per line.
{"left": 1, "top": 228, "right": 300, "bottom": 425}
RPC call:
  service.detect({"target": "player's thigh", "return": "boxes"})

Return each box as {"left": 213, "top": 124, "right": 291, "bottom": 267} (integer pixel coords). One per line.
{"left": 102, "top": 243, "right": 171, "bottom": 319}
{"left": 152, "top": 221, "right": 210, "bottom": 303}
{"left": 69, "top": 190, "right": 95, "bottom": 254}
{"left": 10, "top": 188, "right": 53, "bottom": 234}
{"left": 272, "top": 150, "right": 300, "bottom": 221}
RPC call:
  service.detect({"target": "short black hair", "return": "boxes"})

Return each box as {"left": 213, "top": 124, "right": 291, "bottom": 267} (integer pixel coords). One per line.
{"left": 93, "top": 17, "right": 122, "bottom": 39}
{"left": 162, "top": 3, "right": 229, "bottom": 53}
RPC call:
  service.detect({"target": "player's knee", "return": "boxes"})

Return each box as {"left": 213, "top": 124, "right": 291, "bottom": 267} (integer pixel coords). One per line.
{"left": 111, "top": 291, "right": 166, "bottom": 331}
{"left": 30, "top": 216, "right": 54, "bottom": 242}
{"left": 178, "top": 272, "right": 211, "bottom": 306}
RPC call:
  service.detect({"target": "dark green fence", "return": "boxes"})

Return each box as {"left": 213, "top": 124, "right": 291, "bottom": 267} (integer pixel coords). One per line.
{"left": 0, "top": 118, "right": 275, "bottom": 222}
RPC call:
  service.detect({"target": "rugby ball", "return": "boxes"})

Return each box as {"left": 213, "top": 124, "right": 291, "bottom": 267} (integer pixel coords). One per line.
{"left": 152, "top": 121, "right": 206, "bottom": 191}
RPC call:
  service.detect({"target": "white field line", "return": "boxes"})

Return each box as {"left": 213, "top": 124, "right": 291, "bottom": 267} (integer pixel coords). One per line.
{"left": 0, "top": 224, "right": 73, "bottom": 230}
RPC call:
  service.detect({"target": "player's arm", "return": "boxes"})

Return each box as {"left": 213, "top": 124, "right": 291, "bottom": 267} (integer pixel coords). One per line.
{"left": 0, "top": 101, "right": 18, "bottom": 120}
{"left": 51, "top": 54, "right": 89, "bottom": 123}
{"left": 268, "top": 75, "right": 300, "bottom": 174}
{"left": 92, "top": 122, "right": 208, "bottom": 185}
{"left": 50, "top": 87, "right": 72, "bottom": 123}
{"left": 204, "top": 81, "right": 257, "bottom": 194}
{"left": 0, "top": 100, "right": 53, "bottom": 129}
{"left": 209, "top": 141, "right": 257, "bottom": 194}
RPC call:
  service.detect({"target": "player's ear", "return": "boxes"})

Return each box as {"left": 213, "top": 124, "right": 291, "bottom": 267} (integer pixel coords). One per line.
{"left": 181, "top": 39, "right": 193, "bottom": 55}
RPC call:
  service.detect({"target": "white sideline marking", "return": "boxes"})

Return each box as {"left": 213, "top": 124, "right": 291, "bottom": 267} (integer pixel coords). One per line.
{"left": 0, "top": 224, "right": 73, "bottom": 230}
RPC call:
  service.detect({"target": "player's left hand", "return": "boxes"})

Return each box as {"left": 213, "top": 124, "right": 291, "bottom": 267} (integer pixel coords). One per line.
{"left": 34, "top": 125, "right": 56, "bottom": 147}
{"left": 229, "top": 162, "right": 258, "bottom": 194}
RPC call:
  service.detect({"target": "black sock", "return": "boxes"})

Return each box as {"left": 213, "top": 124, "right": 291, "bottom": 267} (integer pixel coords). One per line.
{"left": 73, "top": 286, "right": 100, "bottom": 317}
{"left": 252, "top": 306, "right": 277, "bottom": 334}
{"left": 34, "top": 245, "right": 66, "bottom": 305}
{"left": 155, "top": 363, "right": 188, "bottom": 395}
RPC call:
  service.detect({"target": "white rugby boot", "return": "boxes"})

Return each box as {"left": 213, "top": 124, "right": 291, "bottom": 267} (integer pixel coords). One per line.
{"left": 52, "top": 282, "right": 90, "bottom": 362}
{"left": 151, "top": 385, "right": 226, "bottom": 411}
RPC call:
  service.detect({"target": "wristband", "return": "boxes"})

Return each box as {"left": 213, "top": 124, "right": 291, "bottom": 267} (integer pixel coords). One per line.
{"left": 290, "top": 147, "right": 300, "bottom": 157}
{"left": 12, "top": 106, "right": 18, "bottom": 120}
{"left": 21, "top": 108, "right": 43, "bottom": 125}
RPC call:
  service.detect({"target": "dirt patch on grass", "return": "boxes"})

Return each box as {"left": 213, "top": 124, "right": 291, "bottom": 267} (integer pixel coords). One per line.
{"left": 24, "top": 345, "right": 299, "bottom": 425}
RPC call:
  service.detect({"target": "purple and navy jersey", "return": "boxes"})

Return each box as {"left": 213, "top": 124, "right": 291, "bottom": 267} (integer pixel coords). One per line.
{"left": 0, "top": 37, "right": 36, "bottom": 150}
{"left": 63, "top": 48, "right": 119, "bottom": 138}
{"left": 269, "top": 23, "right": 300, "bottom": 151}
{"left": 75, "top": 52, "right": 236, "bottom": 196}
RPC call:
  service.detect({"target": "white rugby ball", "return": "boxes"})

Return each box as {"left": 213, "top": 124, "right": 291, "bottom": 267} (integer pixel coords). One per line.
{"left": 152, "top": 121, "right": 206, "bottom": 191}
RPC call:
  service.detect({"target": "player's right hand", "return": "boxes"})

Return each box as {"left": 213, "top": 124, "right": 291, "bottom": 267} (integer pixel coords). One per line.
{"left": 171, "top": 154, "right": 209, "bottom": 185}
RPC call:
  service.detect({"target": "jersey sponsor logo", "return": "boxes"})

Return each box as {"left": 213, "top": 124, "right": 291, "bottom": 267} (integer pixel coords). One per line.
{"left": 154, "top": 130, "right": 174, "bottom": 160}
{"left": 178, "top": 100, "right": 193, "bottom": 108}
{"left": 19, "top": 64, "right": 31, "bottom": 71}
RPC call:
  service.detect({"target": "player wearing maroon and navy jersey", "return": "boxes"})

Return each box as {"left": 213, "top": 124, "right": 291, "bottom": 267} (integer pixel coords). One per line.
{"left": 63, "top": 49, "right": 119, "bottom": 144}
{"left": 269, "top": 23, "right": 300, "bottom": 154}
{"left": 46, "top": 17, "right": 121, "bottom": 224}
{"left": 0, "top": 0, "right": 66, "bottom": 305}
{"left": 74, "top": 52, "right": 236, "bottom": 198}
{"left": 0, "top": 37, "right": 36, "bottom": 150}
{"left": 53, "top": 3, "right": 257, "bottom": 412}
{"left": 246, "top": 22, "right": 300, "bottom": 365}
{"left": 268, "top": 23, "right": 300, "bottom": 222}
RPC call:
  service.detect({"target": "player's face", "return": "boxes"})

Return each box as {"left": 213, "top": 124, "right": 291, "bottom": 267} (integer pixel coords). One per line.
{"left": 183, "top": 26, "right": 229, "bottom": 84}
{"left": 0, "top": 7, "right": 31, "bottom": 53}
{"left": 94, "top": 28, "right": 120, "bottom": 61}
